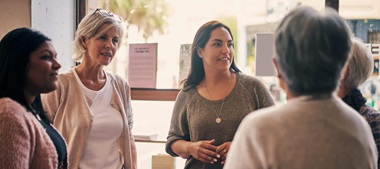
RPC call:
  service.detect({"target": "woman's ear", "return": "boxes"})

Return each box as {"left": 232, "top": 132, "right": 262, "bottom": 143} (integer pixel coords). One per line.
{"left": 272, "top": 57, "right": 281, "bottom": 79}
{"left": 341, "top": 66, "right": 349, "bottom": 81}
{"left": 197, "top": 47, "right": 203, "bottom": 58}
{"left": 81, "top": 36, "right": 87, "bottom": 49}
{"left": 273, "top": 57, "right": 290, "bottom": 99}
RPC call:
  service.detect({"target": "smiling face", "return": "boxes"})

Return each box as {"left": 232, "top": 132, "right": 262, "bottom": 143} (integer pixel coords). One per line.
{"left": 25, "top": 41, "right": 61, "bottom": 95}
{"left": 197, "top": 27, "right": 234, "bottom": 73}
{"left": 82, "top": 24, "right": 120, "bottom": 66}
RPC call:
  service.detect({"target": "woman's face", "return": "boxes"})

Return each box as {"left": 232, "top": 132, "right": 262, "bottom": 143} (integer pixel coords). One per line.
{"left": 25, "top": 41, "right": 61, "bottom": 95}
{"left": 83, "top": 24, "right": 120, "bottom": 66}
{"left": 198, "top": 27, "right": 234, "bottom": 72}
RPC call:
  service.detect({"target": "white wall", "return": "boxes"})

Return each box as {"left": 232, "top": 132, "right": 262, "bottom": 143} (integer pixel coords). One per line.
{"left": 31, "top": 0, "right": 75, "bottom": 72}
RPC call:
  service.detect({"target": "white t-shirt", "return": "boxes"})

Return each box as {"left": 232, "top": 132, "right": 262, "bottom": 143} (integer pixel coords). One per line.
{"left": 73, "top": 70, "right": 123, "bottom": 169}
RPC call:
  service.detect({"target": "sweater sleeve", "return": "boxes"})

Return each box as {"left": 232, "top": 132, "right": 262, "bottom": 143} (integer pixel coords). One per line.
{"left": 252, "top": 77, "right": 275, "bottom": 109}
{"left": 113, "top": 73, "right": 134, "bottom": 130}
{"left": 0, "top": 99, "right": 32, "bottom": 169}
{"left": 165, "top": 90, "right": 189, "bottom": 156}
{"left": 125, "top": 81, "right": 133, "bottom": 130}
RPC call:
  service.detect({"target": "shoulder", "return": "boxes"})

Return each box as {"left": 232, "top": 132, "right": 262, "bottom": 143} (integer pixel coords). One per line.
{"left": 0, "top": 98, "right": 27, "bottom": 115}
{"left": 106, "top": 71, "right": 129, "bottom": 87}
{"left": 236, "top": 73, "right": 267, "bottom": 88}
{"left": 57, "top": 69, "right": 76, "bottom": 85}
{"left": 241, "top": 105, "right": 282, "bottom": 129}
{"left": 234, "top": 105, "right": 282, "bottom": 145}
{"left": 175, "top": 88, "right": 198, "bottom": 103}
{"left": 0, "top": 98, "right": 35, "bottom": 130}
{"left": 58, "top": 69, "right": 75, "bottom": 79}
{"left": 360, "top": 105, "right": 380, "bottom": 122}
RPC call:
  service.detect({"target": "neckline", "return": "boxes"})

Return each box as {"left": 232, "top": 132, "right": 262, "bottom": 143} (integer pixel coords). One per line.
{"left": 196, "top": 72, "right": 238, "bottom": 102}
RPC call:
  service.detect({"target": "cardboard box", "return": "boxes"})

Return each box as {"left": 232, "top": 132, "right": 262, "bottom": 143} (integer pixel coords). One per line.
{"left": 152, "top": 154, "right": 175, "bottom": 169}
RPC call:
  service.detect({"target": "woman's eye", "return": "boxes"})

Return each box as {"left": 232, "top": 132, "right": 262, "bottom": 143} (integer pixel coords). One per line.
{"left": 41, "top": 55, "right": 51, "bottom": 60}
{"left": 228, "top": 43, "right": 234, "bottom": 48}
{"left": 98, "top": 36, "right": 107, "bottom": 40}
{"left": 112, "top": 38, "right": 119, "bottom": 43}
{"left": 213, "top": 43, "right": 221, "bottom": 47}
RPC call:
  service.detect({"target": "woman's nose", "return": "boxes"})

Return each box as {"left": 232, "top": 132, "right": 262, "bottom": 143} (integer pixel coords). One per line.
{"left": 53, "top": 59, "right": 61, "bottom": 70}
{"left": 105, "top": 40, "right": 114, "bottom": 49}
{"left": 221, "top": 44, "right": 230, "bottom": 53}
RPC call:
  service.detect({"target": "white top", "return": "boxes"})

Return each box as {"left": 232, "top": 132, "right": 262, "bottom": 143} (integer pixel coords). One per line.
{"left": 224, "top": 95, "right": 377, "bottom": 169}
{"left": 73, "top": 70, "right": 123, "bottom": 169}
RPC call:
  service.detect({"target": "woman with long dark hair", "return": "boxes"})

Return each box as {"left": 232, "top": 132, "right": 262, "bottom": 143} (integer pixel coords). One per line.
{"left": 0, "top": 27, "right": 67, "bottom": 169}
{"left": 166, "top": 20, "right": 275, "bottom": 169}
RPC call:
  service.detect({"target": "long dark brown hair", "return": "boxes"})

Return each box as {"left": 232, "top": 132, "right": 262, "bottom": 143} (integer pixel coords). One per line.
{"left": 182, "top": 20, "right": 241, "bottom": 91}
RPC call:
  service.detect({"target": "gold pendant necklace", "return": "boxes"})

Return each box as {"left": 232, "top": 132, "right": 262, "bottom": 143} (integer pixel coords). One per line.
{"left": 205, "top": 74, "right": 231, "bottom": 124}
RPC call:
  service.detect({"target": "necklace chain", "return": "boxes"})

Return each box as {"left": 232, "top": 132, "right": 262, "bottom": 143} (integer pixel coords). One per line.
{"left": 205, "top": 74, "right": 231, "bottom": 124}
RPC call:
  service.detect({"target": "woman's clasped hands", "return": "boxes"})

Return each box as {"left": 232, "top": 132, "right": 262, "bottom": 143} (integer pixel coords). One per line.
{"left": 188, "top": 139, "right": 231, "bottom": 164}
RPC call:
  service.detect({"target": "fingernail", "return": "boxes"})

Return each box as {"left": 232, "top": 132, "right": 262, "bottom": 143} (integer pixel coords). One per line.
{"left": 211, "top": 162, "right": 214, "bottom": 164}
{"left": 221, "top": 161, "right": 224, "bottom": 164}
{"left": 217, "top": 155, "right": 220, "bottom": 158}
{"left": 214, "top": 158, "right": 217, "bottom": 162}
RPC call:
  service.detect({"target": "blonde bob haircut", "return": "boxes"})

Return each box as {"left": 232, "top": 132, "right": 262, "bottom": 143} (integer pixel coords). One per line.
{"left": 73, "top": 9, "right": 123, "bottom": 61}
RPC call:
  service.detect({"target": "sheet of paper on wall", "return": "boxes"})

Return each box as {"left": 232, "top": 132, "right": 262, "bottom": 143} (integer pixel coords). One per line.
{"left": 128, "top": 43, "right": 158, "bottom": 88}
{"left": 255, "top": 33, "right": 276, "bottom": 76}
{"left": 179, "top": 44, "right": 192, "bottom": 88}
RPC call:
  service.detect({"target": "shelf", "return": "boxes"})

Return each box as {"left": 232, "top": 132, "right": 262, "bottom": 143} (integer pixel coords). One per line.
{"left": 135, "top": 140, "right": 166, "bottom": 143}
{"left": 131, "top": 88, "right": 180, "bottom": 101}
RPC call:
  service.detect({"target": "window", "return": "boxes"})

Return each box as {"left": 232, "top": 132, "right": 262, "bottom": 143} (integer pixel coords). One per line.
{"left": 78, "top": 0, "right": 380, "bottom": 168}
{"left": 340, "top": 0, "right": 380, "bottom": 109}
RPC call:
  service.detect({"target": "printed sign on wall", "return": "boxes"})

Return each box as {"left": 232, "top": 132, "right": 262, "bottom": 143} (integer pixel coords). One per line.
{"left": 128, "top": 43, "right": 158, "bottom": 88}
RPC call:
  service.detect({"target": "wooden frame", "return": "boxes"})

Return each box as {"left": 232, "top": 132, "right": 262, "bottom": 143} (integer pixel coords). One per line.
{"left": 77, "top": 1, "right": 336, "bottom": 102}
{"left": 131, "top": 88, "right": 179, "bottom": 101}
{"left": 76, "top": 0, "right": 86, "bottom": 28}
{"left": 325, "top": 0, "right": 339, "bottom": 12}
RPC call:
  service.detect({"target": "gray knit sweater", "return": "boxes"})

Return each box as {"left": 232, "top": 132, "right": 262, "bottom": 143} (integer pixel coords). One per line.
{"left": 166, "top": 73, "right": 275, "bottom": 169}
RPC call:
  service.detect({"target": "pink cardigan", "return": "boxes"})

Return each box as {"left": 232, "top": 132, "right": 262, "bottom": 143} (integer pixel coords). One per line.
{"left": 0, "top": 98, "right": 58, "bottom": 169}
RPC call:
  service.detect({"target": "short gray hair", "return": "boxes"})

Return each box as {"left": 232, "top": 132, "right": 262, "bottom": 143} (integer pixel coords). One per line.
{"left": 343, "top": 37, "right": 373, "bottom": 89}
{"left": 73, "top": 9, "right": 124, "bottom": 61}
{"left": 274, "top": 6, "right": 352, "bottom": 96}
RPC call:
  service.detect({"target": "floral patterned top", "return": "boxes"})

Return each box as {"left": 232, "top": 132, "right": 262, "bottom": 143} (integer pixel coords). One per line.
{"left": 343, "top": 88, "right": 380, "bottom": 167}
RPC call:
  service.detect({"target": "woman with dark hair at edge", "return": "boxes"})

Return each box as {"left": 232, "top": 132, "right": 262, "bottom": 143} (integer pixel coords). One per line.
{"left": 0, "top": 27, "right": 67, "bottom": 169}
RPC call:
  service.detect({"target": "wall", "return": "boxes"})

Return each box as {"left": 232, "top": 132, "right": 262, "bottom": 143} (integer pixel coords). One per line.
{"left": 0, "top": 0, "right": 31, "bottom": 38}
{"left": 0, "top": 0, "right": 75, "bottom": 72}
{"left": 31, "top": 0, "right": 75, "bottom": 72}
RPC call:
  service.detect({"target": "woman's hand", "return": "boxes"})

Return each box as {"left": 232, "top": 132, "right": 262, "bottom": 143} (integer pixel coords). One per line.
{"left": 187, "top": 139, "right": 220, "bottom": 164}
{"left": 215, "top": 141, "right": 231, "bottom": 164}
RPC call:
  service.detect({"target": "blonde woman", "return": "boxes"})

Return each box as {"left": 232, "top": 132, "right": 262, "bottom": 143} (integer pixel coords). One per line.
{"left": 42, "top": 9, "right": 136, "bottom": 169}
